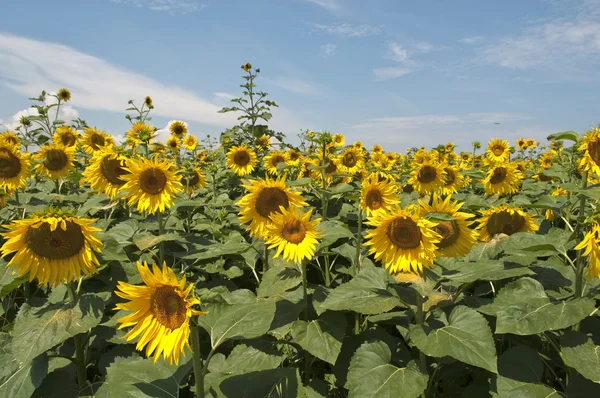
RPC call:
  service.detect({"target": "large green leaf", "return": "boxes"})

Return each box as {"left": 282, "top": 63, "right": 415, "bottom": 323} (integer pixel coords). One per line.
{"left": 0, "top": 259, "right": 26, "bottom": 298}
{"left": 94, "top": 356, "right": 192, "bottom": 397}
{"left": 410, "top": 306, "right": 498, "bottom": 373}
{"left": 10, "top": 294, "right": 106, "bottom": 364}
{"left": 133, "top": 232, "right": 180, "bottom": 251}
{"left": 438, "top": 259, "right": 534, "bottom": 284}
{"left": 291, "top": 311, "right": 347, "bottom": 365}
{"left": 478, "top": 278, "right": 596, "bottom": 335}
{"left": 547, "top": 131, "right": 579, "bottom": 142}
{"left": 346, "top": 341, "right": 428, "bottom": 398}
{"left": 493, "top": 345, "right": 544, "bottom": 395}
{"left": 561, "top": 331, "right": 600, "bottom": 383}
{"left": 257, "top": 266, "right": 302, "bottom": 298}
{"left": 208, "top": 341, "right": 283, "bottom": 376}
{"left": 197, "top": 299, "right": 276, "bottom": 349}
{"left": 211, "top": 368, "right": 302, "bottom": 398}
{"left": 321, "top": 267, "right": 402, "bottom": 314}
{"left": 496, "top": 383, "right": 564, "bottom": 398}
{"left": 316, "top": 220, "right": 353, "bottom": 250}
{"left": 0, "top": 353, "right": 48, "bottom": 398}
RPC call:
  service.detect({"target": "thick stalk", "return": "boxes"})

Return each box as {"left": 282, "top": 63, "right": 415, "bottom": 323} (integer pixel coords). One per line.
{"left": 55, "top": 179, "right": 60, "bottom": 194}
{"left": 190, "top": 324, "right": 204, "bottom": 398}
{"left": 320, "top": 143, "right": 332, "bottom": 286}
{"left": 355, "top": 208, "right": 363, "bottom": 276}
{"left": 67, "top": 283, "right": 87, "bottom": 389}
{"left": 574, "top": 170, "right": 588, "bottom": 299}
{"left": 158, "top": 211, "right": 165, "bottom": 265}
{"left": 263, "top": 245, "right": 269, "bottom": 273}
{"left": 301, "top": 261, "right": 308, "bottom": 321}
{"left": 415, "top": 289, "right": 428, "bottom": 397}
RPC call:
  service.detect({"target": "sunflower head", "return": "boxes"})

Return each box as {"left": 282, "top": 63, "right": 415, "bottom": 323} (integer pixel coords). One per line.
{"left": 516, "top": 138, "right": 527, "bottom": 150}
{"left": 242, "top": 62, "right": 252, "bottom": 72}
{"left": 0, "top": 145, "right": 30, "bottom": 191}
{"left": 169, "top": 121, "right": 188, "bottom": 138}
{"left": 409, "top": 161, "right": 446, "bottom": 195}
{"left": 82, "top": 146, "right": 130, "bottom": 199}
{"left": 144, "top": 96, "right": 153, "bottom": 107}
{"left": 166, "top": 136, "right": 181, "bottom": 151}
{"left": 264, "top": 150, "right": 289, "bottom": 176}
{"left": 477, "top": 204, "right": 539, "bottom": 242}
{"left": 183, "top": 135, "right": 198, "bottom": 151}
{"left": 372, "top": 144, "right": 383, "bottom": 154}
{"left": 0, "top": 131, "right": 21, "bottom": 149}
{"left": 483, "top": 163, "right": 523, "bottom": 196}
{"left": 57, "top": 88, "right": 71, "bottom": 102}
{"left": 286, "top": 149, "right": 302, "bottom": 166}
{"left": 53, "top": 125, "right": 78, "bottom": 147}
{"left": 445, "top": 142, "right": 455, "bottom": 152}
{"left": 486, "top": 138, "right": 510, "bottom": 163}
{"left": 33, "top": 144, "right": 75, "bottom": 180}
{"left": 332, "top": 133, "right": 345, "bottom": 147}
{"left": 338, "top": 147, "right": 364, "bottom": 174}
{"left": 360, "top": 173, "right": 399, "bottom": 216}
{"left": 578, "top": 127, "right": 600, "bottom": 176}
{"left": 439, "top": 165, "right": 464, "bottom": 196}
{"left": 265, "top": 206, "right": 322, "bottom": 264}
{"left": 82, "top": 127, "right": 112, "bottom": 154}
{"left": 227, "top": 145, "right": 258, "bottom": 177}
{"left": 258, "top": 135, "right": 271, "bottom": 149}
{"left": 181, "top": 167, "right": 206, "bottom": 193}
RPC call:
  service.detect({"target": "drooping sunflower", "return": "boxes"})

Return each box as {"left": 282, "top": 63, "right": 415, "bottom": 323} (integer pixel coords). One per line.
{"left": 0, "top": 146, "right": 30, "bottom": 191}
{"left": 364, "top": 206, "right": 441, "bottom": 274}
{"left": 574, "top": 224, "right": 600, "bottom": 279}
{"left": 226, "top": 145, "right": 258, "bottom": 176}
{"left": 482, "top": 163, "right": 523, "bottom": 196}
{"left": 82, "top": 127, "right": 113, "bottom": 154}
{"left": 360, "top": 173, "right": 399, "bottom": 217}
{"left": 169, "top": 120, "right": 188, "bottom": 138}
{"left": 337, "top": 147, "right": 365, "bottom": 174}
{"left": 265, "top": 206, "right": 322, "bottom": 264}
{"left": 516, "top": 138, "right": 527, "bottom": 150}
{"left": 183, "top": 135, "right": 198, "bottom": 151}
{"left": 115, "top": 261, "right": 206, "bottom": 365}
{"left": 0, "top": 212, "right": 102, "bottom": 287}
{"left": 121, "top": 156, "right": 183, "bottom": 214}
{"left": 419, "top": 195, "right": 477, "bottom": 257}
{"left": 33, "top": 143, "right": 76, "bottom": 180}
{"left": 82, "top": 146, "right": 130, "bottom": 199}
{"left": 286, "top": 149, "right": 302, "bottom": 167}
{"left": 263, "top": 150, "right": 289, "bottom": 176}
{"left": 439, "top": 165, "right": 465, "bottom": 196}
{"left": 181, "top": 168, "right": 206, "bottom": 193}
{"left": 485, "top": 138, "right": 510, "bottom": 163}
{"left": 57, "top": 88, "right": 71, "bottom": 102}
{"left": 0, "top": 131, "right": 20, "bottom": 148}
{"left": 578, "top": 127, "right": 600, "bottom": 176}
{"left": 237, "top": 175, "right": 307, "bottom": 238}
{"left": 52, "top": 126, "right": 78, "bottom": 147}
{"left": 332, "top": 133, "right": 345, "bottom": 147}
{"left": 477, "top": 204, "right": 538, "bottom": 242}
{"left": 409, "top": 161, "right": 446, "bottom": 195}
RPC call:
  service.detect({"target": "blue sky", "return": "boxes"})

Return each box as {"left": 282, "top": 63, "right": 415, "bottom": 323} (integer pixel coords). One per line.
{"left": 1, "top": 0, "right": 599, "bottom": 151}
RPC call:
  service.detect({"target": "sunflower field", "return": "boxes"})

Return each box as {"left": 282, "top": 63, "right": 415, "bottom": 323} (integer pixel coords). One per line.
{"left": 0, "top": 64, "right": 599, "bottom": 398}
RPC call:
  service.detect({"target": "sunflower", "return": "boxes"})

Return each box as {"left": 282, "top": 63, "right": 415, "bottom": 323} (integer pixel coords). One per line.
{"left": 412, "top": 149, "right": 432, "bottom": 165}
{"left": 419, "top": 195, "right": 477, "bottom": 257}
{"left": 169, "top": 121, "right": 188, "bottom": 138}
{"left": 82, "top": 147, "right": 129, "bottom": 199}
{"left": 166, "top": 136, "right": 181, "bottom": 151}
{"left": 115, "top": 261, "right": 206, "bottom": 365}
{"left": 144, "top": 96, "right": 153, "bottom": 107}
{"left": 477, "top": 204, "right": 538, "bottom": 242}
{"left": 332, "top": 133, "right": 345, "bottom": 147}
{"left": 516, "top": 138, "right": 527, "bottom": 150}
{"left": 337, "top": 147, "right": 364, "bottom": 174}
{"left": 311, "top": 155, "right": 338, "bottom": 183}
{"left": 126, "top": 122, "right": 154, "bottom": 148}
{"left": 360, "top": 173, "right": 399, "bottom": 217}
{"left": 574, "top": 224, "right": 600, "bottom": 279}
{"left": 33, "top": 144, "right": 75, "bottom": 180}
{"left": 121, "top": 156, "right": 183, "bottom": 214}
{"left": 460, "top": 153, "right": 472, "bottom": 163}
{"left": 0, "top": 146, "right": 30, "bottom": 191}
{"left": 353, "top": 141, "right": 364, "bottom": 149}
{"left": 237, "top": 175, "right": 307, "bottom": 238}
{"left": 439, "top": 165, "right": 465, "bottom": 196}
{"left": 0, "top": 131, "right": 20, "bottom": 148}
{"left": 364, "top": 206, "right": 441, "bottom": 274}
{"left": 227, "top": 145, "right": 258, "bottom": 177}
{"left": 181, "top": 135, "right": 197, "bottom": 151}
{"left": 445, "top": 142, "right": 455, "bottom": 152}
{"left": 409, "top": 161, "right": 446, "bottom": 195}
{"left": 181, "top": 168, "right": 206, "bottom": 193}
{"left": 526, "top": 139, "right": 536, "bottom": 149}
{"left": 258, "top": 135, "right": 271, "bottom": 149}
{"left": 372, "top": 144, "right": 383, "bottom": 154}
{"left": 152, "top": 142, "right": 166, "bottom": 154}
{"left": 57, "top": 88, "right": 71, "bottom": 102}
{"left": 265, "top": 206, "right": 322, "bottom": 264}
{"left": 286, "top": 149, "right": 302, "bottom": 167}
{"left": 243, "top": 62, "right": 252, "bottom": 72}
{"left": 52, "top": 126, "right": 78, "bottom": 148}
{"left": 0, "top": 212, "right": 102, "bottom": 287}
{"left": 264, "top": 150, "right": 289, "bottom": 176}
{"left": 299, "top": 157, "right": 319, "bottom": 179}
{"left": 482, "top": 163, "right": 523, "bottom": 196}
{"left": 82, "top": 127, "right": 113, "bottom": 154}
{"left": 545, "top": 186, "right": 568, "bottom": 221}
{"left": 485, "top": 138, "right": 510, "bottom": 163}
{"left": 578, "top": 127, "right": 600, "bottom": 176}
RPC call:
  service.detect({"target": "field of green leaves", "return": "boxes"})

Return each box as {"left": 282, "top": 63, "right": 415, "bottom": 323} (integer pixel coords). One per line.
{"left": 0, "top": 64, "right": 599, "bottom": 397}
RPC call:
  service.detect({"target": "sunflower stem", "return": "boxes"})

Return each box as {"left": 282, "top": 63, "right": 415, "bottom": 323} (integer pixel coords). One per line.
{"left": 415, "top": 289, "right": 428, "bottom": 388}
{"left": 263, "top": 245, "right": 269, "bottom": 273}
{"left": 158, "top": 211, "right": 165, "bottom": 265}
{"left": 67, "top": 283, "right": 88, "bottom": 390}
{"left": 574, "top": 170, "right": 588, "bottom": 302}
{"left": 55, "top": 179, "right": 60, "bottom": 194}
{"left": 301, "top": 261, "right": 308, "bottom": 321}
{"left": 355, "top": 207, "right": 363, "bottom": 276}
{"left": 190, "top": 324, "right": 205, "bottom": 398}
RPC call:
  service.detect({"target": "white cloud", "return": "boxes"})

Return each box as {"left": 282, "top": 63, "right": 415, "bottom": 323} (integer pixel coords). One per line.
{"left": 212, "top": 92, "right": 236, "bottom": 100}
{"left": 1, "top": 93, "right": 79, "bottom": 131}
{"left": 305, "top": 0, "right": 343, "bottom": 12}
{"left": 110, "top": 0, "right": 205, "bottom": 14}
{"left": 460, "top": 36, "right": 484, "bottom": 44}
{"left": 266, "top": 77, "right": 321, "bottom": 95}
{"left": 320, "top": 44, "right": 337, "bottom": 57}
{"left": 0, "top": 33, "right": 238, "bottom": 129}
{"left": 372, "top": 67, "right": 413, "bottom": 81}
{"left": 312, "top": 23, "right": 383, "bottom": 38}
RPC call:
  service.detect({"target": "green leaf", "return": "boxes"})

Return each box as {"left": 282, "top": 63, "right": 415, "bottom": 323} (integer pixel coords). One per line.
{"left": 211, "top": 368, "right": 301, "bottom": 398}
{"left": 438, "top": 259, "right": 534, "bottom": 284}
{"left": 423, "top": 212, "right": 455, "bottom": 221}
{"left": 561, "top": 331, "right": 600, "bottom": 383}
{"left": 0, "top": 353, "right": 48, "bottom": 398}
{"left": 291, "top": 311, "right": 347, "bottom": 365}
{"left": 479, "top": 278, "right": 596, "bottom": 335}
{"left": 286, "top": 178, "right": 313, "bottom": 187}
{"left": 257, "top": 266, "right": 302, "bottom": 298}
{"left": 94, "top": 356, "right": 192, "bottom": 397}
{"left": 321, "top": 267, "right": 402, "bottom": 314}
{"left": 197, "top": 299, "right": 276, "bottom": 349}
{"left": 496, "top": 383, "right": 565, "bottom": 398}
{"left": 410, "top": 306, "right": 498, "bottom": 373}
{"left": 547, "top": 131, "right": 579, "bottom": 142}
{"left": 316, "top": 220, "right": 353, "bottom": 250}
{"left": 10, "top": 294, "right": 106, "bottom": 364}
{"left": 346, "top": 341, "right": 428, "bottom": 398}
{"left": 493, "top": 345, "right": 544, "bottom": 395}
{"left": 208, "top": 342, "right": 283, "bottom": 377}
{"left": 133, "top": 232, "right": 180, "bottom": 251}
{"left": 0, "top": 260, "right": 26, "bottom": 298}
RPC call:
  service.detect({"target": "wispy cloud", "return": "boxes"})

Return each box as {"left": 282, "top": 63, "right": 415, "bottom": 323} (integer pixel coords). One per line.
{"left": 460, "top": 36, "right": 484, "bottom": 44}
{"left": 312, "top": 23, "right": 383, "bottom": 38}
{"left": 373, "top": 41, "right": 427, "bottom": 81}
{"left": 266, "top": 77, "right": 322, "bottom": 95}
{"left": 1, "top": 92, "right": 79, "bottom": 130}
{"left": 110, "top": 0, "right": 205, "bottom": 14}
{"left": 305, "top": 0, "right": 343, "bottom": 12}
{"left": 319, "top": 43, "right": 337, "bottom": 57}
{"left": 372, "top": 67, "right": 412, "bottom": 81}
{"left": 349, "top": 113, "right": 530, "bottom": 131}
{"left": 0, "top": 33, "right": 237, "bottom": 128}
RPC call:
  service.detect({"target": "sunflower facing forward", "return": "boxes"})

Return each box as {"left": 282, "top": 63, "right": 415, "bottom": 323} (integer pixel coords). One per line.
{"left": 0, "top": 131, "right": 20, "bottom": 149}
{"left": 409, "top": 161, "right": 446, "bottom": 195}
{"left": 0, "top": 211, "right": 102, "bottom": 287}
{"left": 482, "top": 163, "right": 523, "bottom": 196}
{"left": 574, "top": 224, "right": 600, "bottom": 279}
{"left": 82, "top": 147, "right": 130, "bottom": 199}
{"left": 0, "top": 146, "right": 31, "bottom": 191}
{"left": 264, "top": 150, "right": 289, "bottom": 176}
{"left": 226, "top": 145, "right": 258, "bottom": 176}
{"left": 115, "top": 261, "right": 206, "bottom": 365}
{"left": 237, "top": 176, "right": 307, "bottom": 238}
{"left": 169, "top": 120, "right": 188, "bottom": 138}
{"left": 477, "top": 204, "right": 538, "bottom": 242}
{"left": 419, "top": 195, "right": 477, "bottom": 257}
{"left": 121, "top": 156, "right": 183, "bottom": 214}
{"left": 33, "top": 143, "right": 76, "bottom": 180}
{"left": 486, "top": 138, "right": 510, "bottom": 163}
{"left": 364, "top": 206, "right": 441, "bottom": 274}
{"left": 181, "top": 167, "right": 206, "bottom": 193}
{"left": 578, "top": 127, "right": 600, "bottom": 176}
{"left": 360, "top": 173, "right": 399, "bottom": 216}
{"left": 53, "top": 126, "right": 78, "bottom": 147}
{"left": 82, "top": 127, "right": 113, "bottom": 155}
{"left": 337, "top": 147, "right": 365, "bottom": 174}
{"left": 439, "top": 165, "right": 465, "bottom": 196}
{"left": 265, "top": 206, "right": 322, "bottom": 264}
